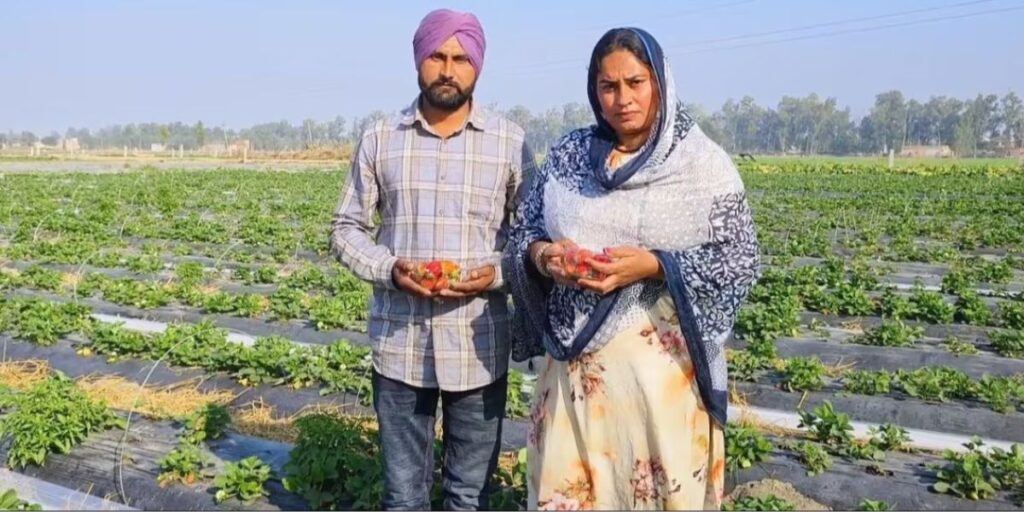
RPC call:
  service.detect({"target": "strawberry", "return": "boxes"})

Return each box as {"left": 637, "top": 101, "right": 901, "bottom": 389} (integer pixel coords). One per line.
{"left": 561, "top": 247, "right": 613, "bottom": 280}
{"left": 425, "top": 261, "right": 443, "bottom": 278}
{"left": 412, "top": 260, "right": 462, "bottom": 291}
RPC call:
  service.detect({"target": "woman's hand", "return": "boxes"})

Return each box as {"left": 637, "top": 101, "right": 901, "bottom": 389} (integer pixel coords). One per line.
{"left": 577, "top": 246, "right": 663, "bottom": 295}
{"left": 529, "top": 240, "right": 579, "bottom": 287}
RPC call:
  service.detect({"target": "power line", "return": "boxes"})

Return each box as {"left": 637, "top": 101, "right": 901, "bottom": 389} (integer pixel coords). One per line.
{"left": 498, "top": 2, "right": 1022, "bottom": 77}
{"left": 672, "top": 4, "right": 1024, "bottom": 56}
{"left": 667, "top": 0, "right": 998, "bottom": 50}
{"left": 578, "top": 0, "right": 759, "bottom": 33}
{"left": 495, "top": 0, "right": 1012, "bottom": 76}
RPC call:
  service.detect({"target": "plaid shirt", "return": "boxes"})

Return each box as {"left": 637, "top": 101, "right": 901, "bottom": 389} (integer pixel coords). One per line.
{"left": 330, "top": 98, "right": 536, "bottom": 391}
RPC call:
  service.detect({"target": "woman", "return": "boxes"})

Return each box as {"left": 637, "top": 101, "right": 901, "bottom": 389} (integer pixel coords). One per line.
{"left": 504, "top": 28, "right": 760, "bottom": 510}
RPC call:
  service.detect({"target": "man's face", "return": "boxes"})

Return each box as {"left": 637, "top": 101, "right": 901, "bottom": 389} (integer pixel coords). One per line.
{"left": 418, "top": 36, "right": 477, "bottom": 111}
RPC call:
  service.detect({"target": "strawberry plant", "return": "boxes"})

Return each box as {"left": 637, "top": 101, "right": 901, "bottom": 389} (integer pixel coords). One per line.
{"left": 799, "top": 286, "right": 841, "bottom": 315}
{"left": 725, "top": 424, "right": 773, "bottom": 471}
{"left": 269, "top": 287, "right": 307, "bottom": 320}
{"left": 723, "top": 495, "right": 795, "bottom": 511}
{"left": 834, "top": 282, "right": 876, "bottom": 316}
{"left": 852, "top": 320, "right": 922, "bottom": 347}
{"left": 735, "top": 295, "right": 800, "bottom": 345}
{"left": 214, "top": 456, "right": 271, "bottom": 504}
{"left": 0, "top": 374, "right": 123, "bottom": 468}
{"left": 728, "top": 350, "right": 771, "bottom": 382}
{"left": 255, "top": 266, "right": 278, "bottom": 284}
{"left": 895, "top": 367, "right": 974, "bottom": 402}
{"left": 126, "top": 254, "right": 164, "bottom": 273}
{"left": 309, "top": 296, "right": 356, "bottom": 331}
{"left": 868, "top": 423, "right": 911, "bottom": 451}
{"left": 0, "top": 270, "right": 22, "bottom": 291}
{"left": 943, "top": 336, "right": 979, "bottom": 356}
{"left": 315, "top": 341, "right": 373, "bottom": 400}
{"left": 909, "top": 287, "right": 956, "bottom": 324}
{"left": 84, "top": 321, "right": 149, "bottom": 360}
{"left": 100, "top": 279, "right": 171, "bottom": 309}
{"left": 973, "top": 375, "right": 1024, "bottom": 414}
{"left": 790, "top": 440, "right": 832, "bottom": 476}
{"left": 999, "top": 302, "right": 1024, "bottom": 330}
{"left": 282, "top": 264, "right": 329, "bottom": 291}
{"left": 857, "top": 499, "right": 893, "bottom": 511}
{"left": 991, "top": 329, "right": 1024, "bottom": 358}
{"left": 955, "top": 292, "right": 992, "bottom": 326}
{"left": 489, "top": 449, "right": 528, "bottom": 511}
{"left": 941, "top": 268, "right": 975, "bottom": 295}
{"left": 0, "top": 489, "right": 42, "bottom": 511}
{"left": 9, "top": 299, "right": 91, "bottom": 346}
{"left": 174, "top": 262, "right": 206, "bottom": 286}
{"left": 234, "top": 265, "right": 278, "bottom": 285}
{"left": 780, "top": 357, "right": 826, "bottom": 392}
{"left": 506, "top": 370, "right": 530, "bottom": 419}
{"left": 843, "top": 370, "right": 893, "bottom": 395}
{"left": 798, "top": 401, "right": 853, "bottom": 448}
{"left": 182, "top": 404, "right": 231, "bottom": 445}
{"left": 848, "top": 260, "right": 882, "bottom": 290}
{"left": 202, "top": 291, "right": 237, "bottom": 314}
{"left": 971, "top": 259, "right": 1014, "bottom": 284}
{"left": 931, "top": 438, "right": 998, "bottom": 500}
{"left": 233, "top": 293, "right": 269, "bottom": 318}
{"left": 878, "top": 288, "right": 916, "bottom": 320}
{"left": 21, "top": 265, "right": 62, "bottom": 292}
{"left": 233, "top": 336, "right": 295, "bottom": 386}
{"left": 283, "top": 414, "right": 386, "bottom": 510}
{"left": 157, "top": 443, "right": 212, "bottom": 487}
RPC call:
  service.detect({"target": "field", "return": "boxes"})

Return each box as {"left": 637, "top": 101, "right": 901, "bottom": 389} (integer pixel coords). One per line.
{"left": 0, "top": 159, "right": 1023, "bottom": 510}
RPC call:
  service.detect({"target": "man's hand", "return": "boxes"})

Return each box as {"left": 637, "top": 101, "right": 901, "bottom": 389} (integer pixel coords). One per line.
{"left": 392, "top": 259, "right": 435, "bottom": 299}
{"left": 438, "top": 265, "right": 496, "bottom": 299}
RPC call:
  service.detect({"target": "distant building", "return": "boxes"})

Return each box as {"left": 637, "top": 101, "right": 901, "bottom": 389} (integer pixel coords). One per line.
{"left": 228, "top": 139, "right": 251, "bottom": 156}
{"left": 61, "top": 138, "right": 80, "bottom": 153}
{"left": 150, "top": 143, "right": 166, "bottom": 152}
{"left": 202, "top": 143, "right": 228, "bottom": 155}
{"left": 900, "top": 145, "right": 954, "bottom": 158}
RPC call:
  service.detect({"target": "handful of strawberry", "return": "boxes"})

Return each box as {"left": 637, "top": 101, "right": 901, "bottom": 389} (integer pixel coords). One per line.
{"left": 561, "top": 247, "right": 613, "bottom": 281}
{"left": 411, "top": 260, "right": 462, "bottom": 291}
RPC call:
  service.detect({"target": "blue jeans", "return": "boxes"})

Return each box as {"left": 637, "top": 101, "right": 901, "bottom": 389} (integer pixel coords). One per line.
{"left": 372, "top": 370, "right": 507, "bottom": 511}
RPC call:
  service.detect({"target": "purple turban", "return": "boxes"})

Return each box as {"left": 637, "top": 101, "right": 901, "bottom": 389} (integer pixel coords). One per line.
{"left": 413, "top": 9, "right": 486, "bottom": 75}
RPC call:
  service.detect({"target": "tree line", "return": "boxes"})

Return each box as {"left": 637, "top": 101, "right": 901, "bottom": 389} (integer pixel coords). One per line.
{"left": 3, "top": 90, "right": 1020, "bottom": 157}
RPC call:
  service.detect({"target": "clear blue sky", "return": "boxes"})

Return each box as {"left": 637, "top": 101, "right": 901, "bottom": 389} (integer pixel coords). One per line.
{"left": 2, "top": 0, "right": 1022, "bottom": 134}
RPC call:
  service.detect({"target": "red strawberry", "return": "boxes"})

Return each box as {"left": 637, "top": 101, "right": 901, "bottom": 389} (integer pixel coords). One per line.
{"left": 425, "top": 261, "right": 443, "bottom": 278}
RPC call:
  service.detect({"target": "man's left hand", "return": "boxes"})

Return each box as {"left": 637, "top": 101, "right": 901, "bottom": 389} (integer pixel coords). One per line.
{"left": 438, "top": 265, "right": 496, "bottom": 299}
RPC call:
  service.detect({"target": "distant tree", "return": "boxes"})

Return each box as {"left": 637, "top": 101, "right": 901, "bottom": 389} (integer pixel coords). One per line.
{"left": 195, "top": 121, "right": 206, "bottom": 148}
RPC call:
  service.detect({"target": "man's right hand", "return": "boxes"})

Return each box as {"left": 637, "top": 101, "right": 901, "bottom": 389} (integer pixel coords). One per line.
{"left": 392, "top": 259, "right": 435, "bottom": 298}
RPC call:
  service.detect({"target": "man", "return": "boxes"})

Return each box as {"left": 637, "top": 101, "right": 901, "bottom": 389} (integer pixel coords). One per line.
{"left": 330, "top": 8, "right": 536, "bottom": 511}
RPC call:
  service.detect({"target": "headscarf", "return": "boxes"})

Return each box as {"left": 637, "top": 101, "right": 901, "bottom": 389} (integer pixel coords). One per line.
{"left": 413, "top": 9, "right": 486, "bottom": 75}
{"left": 586, "top": 27, "right": 691, "bottom": 190}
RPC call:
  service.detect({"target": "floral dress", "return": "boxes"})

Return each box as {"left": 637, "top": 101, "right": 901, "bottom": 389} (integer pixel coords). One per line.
{"left": 527, "top": 295, "right": 726, "bottom": 510}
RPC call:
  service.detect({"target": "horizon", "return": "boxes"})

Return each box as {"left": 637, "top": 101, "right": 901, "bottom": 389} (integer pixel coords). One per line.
{"left": 2, "top": 0, "right": 1022, "bottom": 135}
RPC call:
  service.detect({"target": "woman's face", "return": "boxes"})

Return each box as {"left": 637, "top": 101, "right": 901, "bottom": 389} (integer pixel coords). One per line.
{"left": 596, "top": 49, "right": 659, "bottom": 143}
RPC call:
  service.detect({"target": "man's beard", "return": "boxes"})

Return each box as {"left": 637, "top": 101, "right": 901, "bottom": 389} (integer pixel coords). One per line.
{"left": 419, "top": 77, "right": 474, "bottom": 111}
